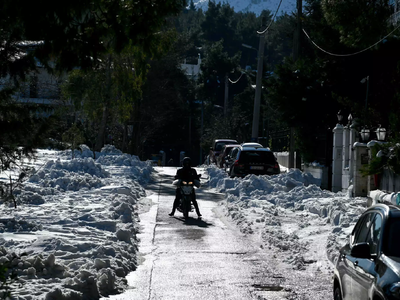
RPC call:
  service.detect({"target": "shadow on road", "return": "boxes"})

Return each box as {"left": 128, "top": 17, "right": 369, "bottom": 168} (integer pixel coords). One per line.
{"left": 170, "top": 216, "right": 213, "bottom": 228}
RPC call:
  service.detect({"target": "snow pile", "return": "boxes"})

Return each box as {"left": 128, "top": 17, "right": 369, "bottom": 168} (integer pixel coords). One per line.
{"left": 61, "top": 145, "right": 154, "bottom": 184}
{"left": 206, "top": 165, "right": 367, "bottom": 266}
{"left": 0, "top": 146, "right": 153, "bottom": 300}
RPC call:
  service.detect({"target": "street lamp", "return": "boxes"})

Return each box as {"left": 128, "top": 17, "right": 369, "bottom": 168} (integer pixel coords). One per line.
{"left": 376, "top": 124, "right": 386, "bottom": 141}
{"left": 360, "top": 127, "right": 370, "bottom": 142}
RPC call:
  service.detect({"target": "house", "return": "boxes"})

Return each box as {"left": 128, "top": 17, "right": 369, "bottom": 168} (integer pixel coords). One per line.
{"left": 1, "top": 41, "right": 64, "bottom": 106}
{"left": 180, "top": 54, "right": 201, "bottom": 80}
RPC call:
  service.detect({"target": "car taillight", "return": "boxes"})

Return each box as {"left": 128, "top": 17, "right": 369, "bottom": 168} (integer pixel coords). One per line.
{"left": 274, "top": 163, "right": 279, "bottom": 169}
{"left": 233, "top": 160, "right": 244, "bottom": 168}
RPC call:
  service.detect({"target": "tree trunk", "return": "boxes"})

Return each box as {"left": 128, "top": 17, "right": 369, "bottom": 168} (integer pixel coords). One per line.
{"left": 95, "top": 55, "right": 112, "bottom": 152}
{"left": 95, "top": 105, "right": 108, "bottom": 151}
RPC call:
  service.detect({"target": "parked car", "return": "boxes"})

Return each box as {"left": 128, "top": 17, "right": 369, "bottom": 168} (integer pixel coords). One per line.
{"left": 333, "top": 203, "right": 400, "bottom": 300}
{"left": 227, "top": 144, "right": 280, "bottom": 178}
{"left": 240, "top": 142, "right": 264, "bottom": 148}
{"left": 217, "top": 143, "right": 240, "bottom": 168}
{"left": 210, "top": 139, "right": 238, "bottom": 165}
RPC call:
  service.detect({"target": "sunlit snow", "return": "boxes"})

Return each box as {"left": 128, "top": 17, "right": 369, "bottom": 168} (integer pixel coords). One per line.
{"left": 0, "top": 145, "right": 372, "bottom": 299}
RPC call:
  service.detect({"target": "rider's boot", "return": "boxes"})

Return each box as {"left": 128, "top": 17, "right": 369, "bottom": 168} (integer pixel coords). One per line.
{"left": 169, "top": 195, "right": 180, "bottom": 216}
{"left": 192, "top": 201, "right": 202, "bottom": 217}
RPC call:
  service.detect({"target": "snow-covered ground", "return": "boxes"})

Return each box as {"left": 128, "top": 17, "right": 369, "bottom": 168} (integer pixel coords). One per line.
{"left": 0, "top": 146, "right": 154, "bottom": 299}
{"left": 0, "top": 146, "right": 370, "bottom": 299}
{"left": 205, "top": 165, "right": 368, "bottom": 279}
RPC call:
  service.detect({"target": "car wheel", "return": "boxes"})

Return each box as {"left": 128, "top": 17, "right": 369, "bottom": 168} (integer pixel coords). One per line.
{"left": 333, "top": 285, "right": 342, "bottom": 300}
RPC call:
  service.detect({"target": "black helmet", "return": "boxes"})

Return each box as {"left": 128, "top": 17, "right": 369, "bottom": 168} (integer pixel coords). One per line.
{"left": 182, "top": 157, "right": 191, "bottom": 168}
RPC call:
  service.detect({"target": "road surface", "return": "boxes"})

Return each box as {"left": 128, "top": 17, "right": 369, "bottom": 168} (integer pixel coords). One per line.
{"left": 108, "top": 166, "right": 290, "bottom": 300}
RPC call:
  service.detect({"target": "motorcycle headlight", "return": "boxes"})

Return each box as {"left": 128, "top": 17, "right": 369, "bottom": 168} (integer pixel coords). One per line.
{"left": 389, "top": 282, "right": 400, "bottom": 298}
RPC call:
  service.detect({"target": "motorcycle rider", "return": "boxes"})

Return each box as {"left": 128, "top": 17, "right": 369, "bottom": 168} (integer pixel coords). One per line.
{"left": 169, "top": 157, "right": 202, "bottom": 218}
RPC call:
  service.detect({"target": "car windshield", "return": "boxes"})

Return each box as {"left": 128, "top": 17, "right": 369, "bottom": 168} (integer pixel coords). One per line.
{"left": 240, "top": 151, "right": 276, "bottom": 164}
{"left": 383, "top": 217, "right": 400, "bottom": 258}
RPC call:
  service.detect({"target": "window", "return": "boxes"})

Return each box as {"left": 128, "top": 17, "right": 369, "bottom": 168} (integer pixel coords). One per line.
{"left": 365, "top": 214, "right": 382, "bottom": 255}
{"left": 230, "top": 148, "right": 239, "bottom": 160}
{"left": 239, "top": 151, "right": 276, "bottom": 164}
{"left": 383, "top": 217, "right": 400, "bottom": 258}
{"left": 351, "top": 213, "right": 376, "bottom": 245}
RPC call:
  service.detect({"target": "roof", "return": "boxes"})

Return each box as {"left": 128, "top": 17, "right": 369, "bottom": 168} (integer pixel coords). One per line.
{"left": 238, "top": 143, "right": 272, "bottom": 152}
{"left": 366, "top": 203, "right": 400, "bottom": 218}
{"left": 241, "top": 142, "right": 263, "bottom": 148}
{"left": 215, "top": 139, "right": 238, "bottom": 143}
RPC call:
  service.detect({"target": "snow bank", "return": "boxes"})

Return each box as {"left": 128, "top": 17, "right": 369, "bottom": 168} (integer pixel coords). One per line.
{"left": 206, "top": 165, "right": 367, "bottom": 265}
{"left": 0, "top": 146, "right": 154, "bottom": 299}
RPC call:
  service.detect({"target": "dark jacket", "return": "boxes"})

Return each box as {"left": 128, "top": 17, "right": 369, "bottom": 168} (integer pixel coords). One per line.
{"left": 175, "top": 167, "right": 198, "bottom": 181}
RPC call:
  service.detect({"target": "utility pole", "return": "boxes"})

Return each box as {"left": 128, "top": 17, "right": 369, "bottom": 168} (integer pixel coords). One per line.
{"left": 289, "top": 0, "right": 302, "bottom": 168}
{"left": 224, "top": 73, "right": 229, "bottom": 116}
{"left": 200, "top": 100, "right": 204, "bottom": 165}
{"left": 251, "top": 30, "right": 266, "bottom": 142}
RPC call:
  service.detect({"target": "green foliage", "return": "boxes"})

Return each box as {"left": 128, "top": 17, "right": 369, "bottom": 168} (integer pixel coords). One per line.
{"left": 361, "top": 142, "right": 400, "bottom": 176}
{"left": 1, "top": 0, "right": 187, "bottom": 72}
{"left": 139, "top": 36, "right": 197, "bottom": 159}
{"left": 197, "top": 40, "right": 241, "bottom": 106}
{"left": 321, "top": 0, "right": 392, "bottom": 48}
{"left": 0, "top": 261, "right": 17, "bottom": 299}
{"left": 61, "top": 46, "right": 150, "bottom": 152}
{"left": 0, "top": 147, "right": 35, "bottom": 208}
{"left": 62, "top": 124, "right": 85, "bottom": 159}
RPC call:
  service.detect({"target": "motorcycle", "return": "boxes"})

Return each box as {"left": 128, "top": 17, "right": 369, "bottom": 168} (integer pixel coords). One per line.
{"left": 173, "top": 175, "right": 201, "bottom": 219}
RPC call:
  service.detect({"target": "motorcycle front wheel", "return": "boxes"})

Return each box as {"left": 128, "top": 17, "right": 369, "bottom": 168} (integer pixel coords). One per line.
{"left": 181, "top": 196, "right": 190, "bottom": 219}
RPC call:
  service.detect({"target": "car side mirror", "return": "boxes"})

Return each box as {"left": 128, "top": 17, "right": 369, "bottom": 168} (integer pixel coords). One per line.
{"left": 351, "top": 242, "right": 371, "bottom": 259}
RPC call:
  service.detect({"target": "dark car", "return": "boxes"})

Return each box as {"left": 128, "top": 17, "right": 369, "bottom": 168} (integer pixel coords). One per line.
{"left": 210, "top": 139, "right": 238, "bottom": 165}
{"left": 228, "top": 144, "right": 280, "bottom": 178}
{"left": 217, "top": 144, "right": 240, "bottom": 168}
{"left": 333, "top": 203, "right": 400, "bottom": 300}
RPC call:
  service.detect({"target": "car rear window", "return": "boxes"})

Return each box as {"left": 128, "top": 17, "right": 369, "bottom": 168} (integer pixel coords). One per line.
{"left": 224, "top": 146, "right": 236, "bottom": 154}
{"left": 215, "top": 141, "right": 237, "bottom": 151}
{"left": 239, "top": 150, "right": 276, "bottom": 164}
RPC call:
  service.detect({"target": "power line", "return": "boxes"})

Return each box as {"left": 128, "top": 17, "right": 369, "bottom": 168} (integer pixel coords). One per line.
{"left": 228, "top": 72, "right": 245, "bottom": 84}
{"left": 303, "top": 24, "right": 400, "bottom": 57}
{"left": 257, "top": 0, "right": 284, "bottom": 35}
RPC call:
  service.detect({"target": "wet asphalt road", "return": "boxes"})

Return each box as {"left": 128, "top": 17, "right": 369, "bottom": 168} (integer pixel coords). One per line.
{"left": 108, "top": 167, "right": 289, "bottom": 300}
